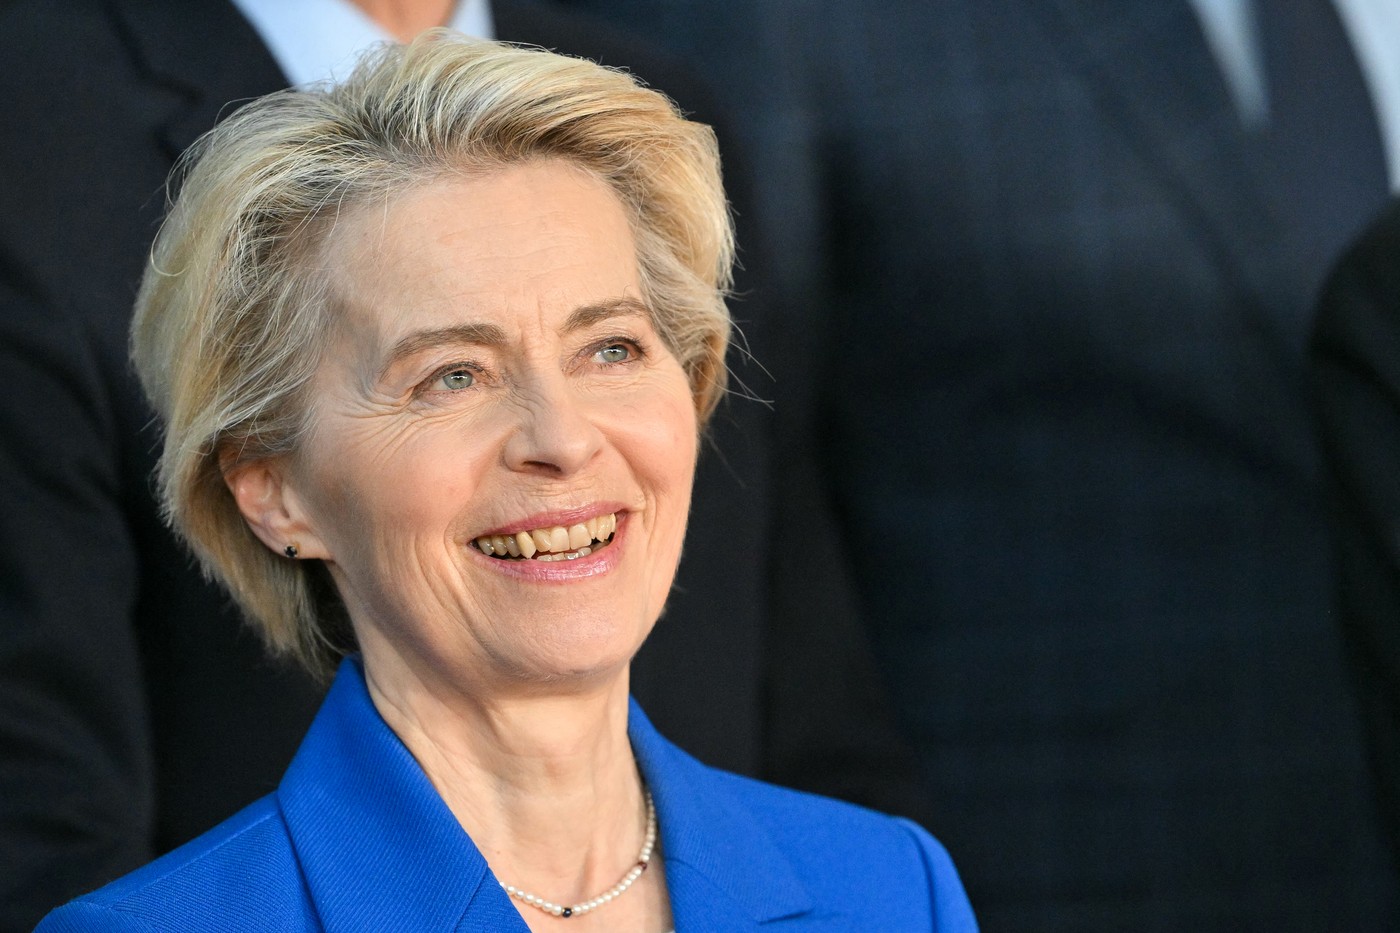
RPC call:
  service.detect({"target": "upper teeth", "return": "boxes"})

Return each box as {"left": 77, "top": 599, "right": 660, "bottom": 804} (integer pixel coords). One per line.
{"left": 474, "top": 513, "right": 618, "bottom": 560}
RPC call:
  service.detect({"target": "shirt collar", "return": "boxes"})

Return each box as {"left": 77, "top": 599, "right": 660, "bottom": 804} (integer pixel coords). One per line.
{"left": 228, "top": 0, "right": 494, "bottom": 88}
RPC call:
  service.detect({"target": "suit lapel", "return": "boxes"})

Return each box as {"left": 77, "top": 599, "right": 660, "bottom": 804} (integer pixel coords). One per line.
{"left": 1027, "top": 0, "right": 1279, "bottom": 303}
{"left": 106, "top": 0, "right": 289, "bottom": 158}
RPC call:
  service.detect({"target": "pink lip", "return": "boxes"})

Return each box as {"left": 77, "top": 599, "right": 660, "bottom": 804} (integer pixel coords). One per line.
{"left": 475, "top": 502, "right": 628, "bottom": 539}
{"left": 465, "top": 509, "right": 630, "bottom": 583}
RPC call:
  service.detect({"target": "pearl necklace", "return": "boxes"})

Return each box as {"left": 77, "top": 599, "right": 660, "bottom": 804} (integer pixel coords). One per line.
{"left": 500, "top": 790, "right": 657, "bottom": 920}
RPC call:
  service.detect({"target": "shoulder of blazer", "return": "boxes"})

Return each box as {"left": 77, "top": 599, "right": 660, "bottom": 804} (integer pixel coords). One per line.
{"left": 628, "top": 700, "right": 978, "bottom": 931}
{"left": 35, "top": 796, "right": 320, "bottom": 931}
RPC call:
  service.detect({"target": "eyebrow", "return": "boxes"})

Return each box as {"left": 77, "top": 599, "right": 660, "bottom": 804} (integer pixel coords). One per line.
{"left": 380, "top": 322, "right": 508, "bottom": 380}
{"left": 562, "top": 297, "right": 654, "bottom": 332}
{"left": 378, "top": 297, "right": 654, "bottom": 379}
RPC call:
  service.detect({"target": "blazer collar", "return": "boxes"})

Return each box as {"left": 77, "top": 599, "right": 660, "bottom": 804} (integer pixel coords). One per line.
{"left": 628, "top": 700, "right": 816, "bottom": 930}
{"left": 277, "top": 660, "right": 820, "bottom": 930}
{"left": 276, "top": 660, "right": 527, "bottom": 931}
{"left": 106, "top": 0, "right": 289, "bottom": 157}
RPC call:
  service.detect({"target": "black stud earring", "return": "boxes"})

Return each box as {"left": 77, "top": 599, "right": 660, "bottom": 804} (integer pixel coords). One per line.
{"left": 284, "top": 544, "right": 299, "bottom": 559}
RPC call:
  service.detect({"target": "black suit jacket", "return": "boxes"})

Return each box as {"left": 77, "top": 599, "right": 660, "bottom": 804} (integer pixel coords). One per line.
{"left": 0, "top": 1, "right": 921, "bottom": 928}
{"left": 556, "top": 0, "right": 1398, "bottom": 928}
{"left": 1312, "top": 197, "right": 1400, "bottom": 870}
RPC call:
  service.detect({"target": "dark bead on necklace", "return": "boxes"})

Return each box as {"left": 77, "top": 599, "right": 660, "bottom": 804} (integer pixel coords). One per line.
{"left": 561, "top": 907, "right": 573, "bottom": 918}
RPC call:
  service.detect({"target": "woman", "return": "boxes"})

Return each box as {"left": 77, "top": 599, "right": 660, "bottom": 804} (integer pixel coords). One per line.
{"left": 38, "top": 35, "right": 975, "bottom": 932}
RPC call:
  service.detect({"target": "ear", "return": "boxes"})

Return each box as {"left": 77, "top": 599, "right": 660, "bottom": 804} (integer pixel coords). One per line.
{"left": 223, "top": 454, "right": 330, "bottom": 560}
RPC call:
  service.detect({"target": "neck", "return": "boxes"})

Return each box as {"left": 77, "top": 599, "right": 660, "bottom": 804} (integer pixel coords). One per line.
{"left": 347, "top": 0, "right": 456, "bottom": 42}
{"left": 359, "top": 638, "right": 648, "bottom": 905}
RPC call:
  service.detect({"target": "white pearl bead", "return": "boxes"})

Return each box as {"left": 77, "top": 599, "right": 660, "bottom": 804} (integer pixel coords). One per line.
{"left": 498, "top": 789, "right": 656, "bottom": 920}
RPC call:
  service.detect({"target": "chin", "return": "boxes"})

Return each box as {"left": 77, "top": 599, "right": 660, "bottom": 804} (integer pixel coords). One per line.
{"left": 496, "top": 613, "right": 652, "bottom": 687}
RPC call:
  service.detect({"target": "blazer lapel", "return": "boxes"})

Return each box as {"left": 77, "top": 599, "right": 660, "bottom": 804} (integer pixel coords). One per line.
{"left": 278, "top": 661, "right": 529, "bottom": 932}
{"left": 107, "top": 0, "right": 289, "bottom": 158}
{"left": 628, "top": 701, "right": 839, "bottom": 931}
{"left": 280, "top": 668, "right": 830, "bottom": 930}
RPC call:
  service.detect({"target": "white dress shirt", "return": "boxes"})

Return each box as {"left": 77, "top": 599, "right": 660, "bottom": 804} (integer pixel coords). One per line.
{"left": 1190, "top": 0, "right": 1400, "bottom": 189}
{"left": 1332, "top": 0, "right": 1400, "bottom": 189}
{"left": 229, "top": 0, "right": 494, "bottom": 89}
{"left": 1189, "top": 0, "right": 1269, "bottom": 127}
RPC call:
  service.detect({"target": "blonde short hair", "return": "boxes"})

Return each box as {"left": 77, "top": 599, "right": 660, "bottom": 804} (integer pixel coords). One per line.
{"left": 131, "top": 34, "right": 735, "bottom": 679}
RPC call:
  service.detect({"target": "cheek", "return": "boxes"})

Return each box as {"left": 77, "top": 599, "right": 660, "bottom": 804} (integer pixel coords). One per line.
{"left": 634, "top": 395, "right": 696, "bottom": 619}
{"left": 623, "top": 387, "right": 699, "bottom": 503}
{"left": 631, "top": 394, "right": 699, "bottom": 582}
{"left": 295, "top": 419, "right": 497, "bottom": 565}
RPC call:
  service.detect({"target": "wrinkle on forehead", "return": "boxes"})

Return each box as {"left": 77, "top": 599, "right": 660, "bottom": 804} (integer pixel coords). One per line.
{"left": 305, "top": 160, "right": 646, "bottom": 407}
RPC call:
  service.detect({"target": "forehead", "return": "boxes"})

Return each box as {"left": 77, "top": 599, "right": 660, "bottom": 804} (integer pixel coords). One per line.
{"left": 326, "top": 160, "right": 642, "bottom": 343}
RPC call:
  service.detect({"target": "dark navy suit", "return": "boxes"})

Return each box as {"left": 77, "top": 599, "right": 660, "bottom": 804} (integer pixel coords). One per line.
{"left": 553, "top": 0, "right": 1399, "bottom": 928}
{"left": 37, "top": 660, "right": 978, "bottom": 933}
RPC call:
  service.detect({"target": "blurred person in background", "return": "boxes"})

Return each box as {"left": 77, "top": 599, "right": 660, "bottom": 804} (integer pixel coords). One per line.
{"left": 1312, "top": 190, "right": 1400, "bottom": 873}
{"left": 552, "top": 0, "right": 1400, "bottom": 928}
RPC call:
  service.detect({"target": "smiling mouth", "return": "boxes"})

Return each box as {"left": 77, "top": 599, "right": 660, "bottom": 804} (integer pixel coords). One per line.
{"left": 471, "top": 512, "right": 618, "bottom": 563}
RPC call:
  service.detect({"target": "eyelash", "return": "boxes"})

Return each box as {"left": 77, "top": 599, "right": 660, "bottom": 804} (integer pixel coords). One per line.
{"left": 587, "top": 335, "right": 649, "bottom": 367}
{"left": 416, "top": 335, "right": 650, "bottom": 398}
{"left": 421, "top": 361, "right": 485, "bottom": 395}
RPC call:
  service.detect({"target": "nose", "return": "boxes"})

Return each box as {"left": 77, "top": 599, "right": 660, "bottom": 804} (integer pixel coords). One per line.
{"left": 501, "top": 376, "right": 605, "bottom": 477}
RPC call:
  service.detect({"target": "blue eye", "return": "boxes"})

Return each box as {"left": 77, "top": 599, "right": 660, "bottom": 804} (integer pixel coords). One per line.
{"left": 438, "top": 369, "right": 474, "bottom": 390}
{"left": 596, "top": 344, "right": 632, "bottom": 364}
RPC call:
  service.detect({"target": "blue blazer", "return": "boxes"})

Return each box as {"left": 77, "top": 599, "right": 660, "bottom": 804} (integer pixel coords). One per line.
{"left": 38, "top": 660, "right": 976, "bottom": 931}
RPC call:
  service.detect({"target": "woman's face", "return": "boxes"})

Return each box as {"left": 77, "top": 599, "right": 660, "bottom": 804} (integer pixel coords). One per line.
{"left": 276, "top": 161, "right": 698, "bottom": 690}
